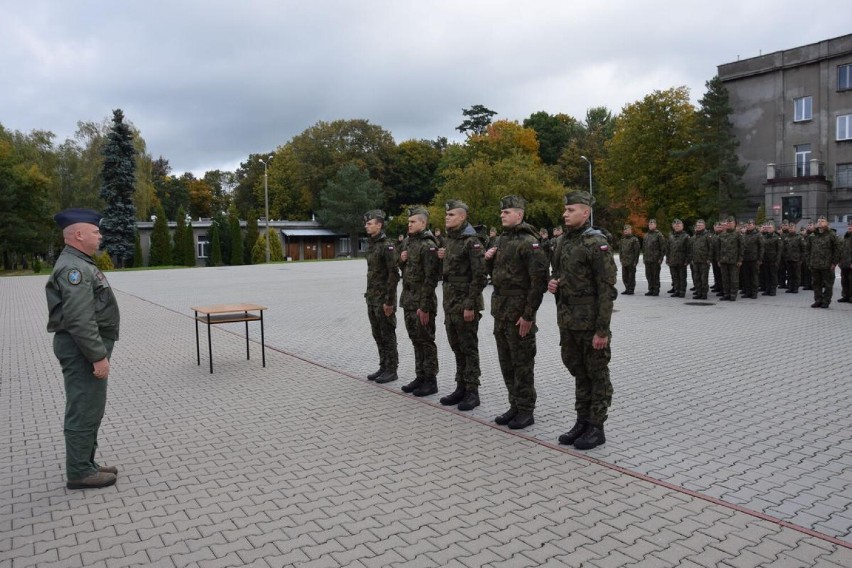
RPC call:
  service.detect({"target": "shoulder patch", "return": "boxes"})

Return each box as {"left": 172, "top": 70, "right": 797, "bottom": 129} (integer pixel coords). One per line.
{"left": 532, "top": 243, "right": 540, "bottom": 249}
{"left": 68, "top": 269, "right": 82, "bottom": 285}
{"left": 388, "top": 246, "right": 395, "bottom": 251}
{"left": 600, "top": 245, "right": 609, "bottom": 251}
{"left": 472, "top": 243, "right": 481, "bottom": 249}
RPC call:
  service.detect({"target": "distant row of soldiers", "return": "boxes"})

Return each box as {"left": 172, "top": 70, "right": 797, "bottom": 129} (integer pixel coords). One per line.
{"left": 618, "top": 217, "right": 852, "bottom": 307}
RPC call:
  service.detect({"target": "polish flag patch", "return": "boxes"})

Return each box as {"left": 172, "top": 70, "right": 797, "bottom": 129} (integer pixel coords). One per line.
{"left": 532, "top": 243, "right": 540, "bottom": 249}
{"left": 600, "top": 245, "right": 609, "bottom": 251}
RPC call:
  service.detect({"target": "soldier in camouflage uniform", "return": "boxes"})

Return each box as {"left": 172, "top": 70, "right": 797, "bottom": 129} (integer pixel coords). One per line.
{"left": 619, "top": 224, "right": 640, "bottom": 295}
{"left": 839, "top": 220, "right": 852, "bottom": 303}
{"left": 690, "top": 220, "right": 712, "bottom": 299}
{"left": 46, "top": 209, "right": 120, "bottom": 489}
{"left": 785, "top": 223, "right": 805, "bottom": 293}
{"left": 666, "top": 219, "right": 690, "bottom": 298}
{"left": 548, "top": 191, "right": 617, "bottom": 450}
{"left": 777, "top": 221, "right": 789, "bottom": 290}
{"left": 718, "top": 216, "right": 744, "bottom": 301}
{"left": 642, "top": 219, "right": 666, "bottom": 296}
{"left": 760, "top": 222, "right": 782, "bottom": 296}
{"left": 437, "top": 200, "right": 488, "bottom": 411}
{"left": 484, "top": 195, "right": 549, "bottom": 430}
{"left": 398, "top": 207, "right": 441, "bottom": 395}
{"left": 710, "top": 221, "right": 724, "bottom": 294}
{"left": 802, "top": 222, "right": 815, "bottom": 290}
{"left": 808, "top": 215, "right": 841, "bottom": 308}
{"left": 363, "top": 210, "right": 400, "bottom": 384}
{"left": 741, "top": 219, "right": 764, "bottom": 299}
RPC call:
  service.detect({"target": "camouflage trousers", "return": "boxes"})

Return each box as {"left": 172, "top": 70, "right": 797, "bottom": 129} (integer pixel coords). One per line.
{"left": 444, "top": 312, "right": 481, "bottom": 388}
{"left": 720, "top": 263, "right": 740, "bottom": 299}
{"left": 644, "top": 262, "right": 661, "bottom": 293}
{"left": 811, "top": 268, "right": 835, "bottom": 305}
{"left": 621, "top": 263, "right": 636, "bottom": 293}
{"left": 840, "top": 265, "right": 851, "bottom": 299}
{"left": 403, "top": 309, "right": 438, "bottom": 378}
{"left": 786, "top": 261, "right": 801, "bottom": 290}
{"left": 493, "top": 318, "right": 537, "bottom": 413}
{"left": 741, "top": 260, "right": 759, "bottom": 296}
{"left": 761, "top": 261, "right": 779, "bottom": 293}
{"left": 670, "top": 263, "right": 687, "bottom": 294}
{"left": 559, "top": 329, "right": 613, "bottom": 426}
{"left": 367, "top": 304, "right": 398, "bottom": 372}
{"left": 692, "top": 261, "right": 710, "bottom": 296}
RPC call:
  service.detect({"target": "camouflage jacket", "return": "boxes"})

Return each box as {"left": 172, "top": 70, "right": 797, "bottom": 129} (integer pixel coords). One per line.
{"left": 691, "top": 230, "right": 712, "bottom": 264}
{"left": 785, "top": 233, "right": 805, "bottom": 262}
{"left": 399, "top": 229, "right": 440, "bottom": 312}
{"left": 666, "top": 231, "right": 690, "bottom": 265}
{"left": 841, "top": 232, "right": 852, "bottom": 266}
{"left": 552, "top": 224, "right": 617, "bottom": 335}
{"left": 442, "top": 221, "right": 487, "bottom": 313}
{"left": 762, "top": 232, "right": 783, "bottom": 264}
{"left": 642, "top": 230, "right": 666, "bottom": 263}
{"left": 779, "top": 233, "right": 789, "bottom": 261}
{"left": 486, "top": 222, "right": 548, "bottom": 322}
{"left": 364, "top": 232, "right": 399, "bottom": 307}
{"left": 619, "top": 235, "right": 640, "bottom": 266}
{"left": 718, "top": 229, "right": 744, "bottom": 264}
{"left": 742, "top": 229, "right": 764, "bottom": 262}
{"left": 807, "top": 229, "right": 841, "bottom": 270}
{"left": 46, "top": 245, "right": 121, "bottom": 362}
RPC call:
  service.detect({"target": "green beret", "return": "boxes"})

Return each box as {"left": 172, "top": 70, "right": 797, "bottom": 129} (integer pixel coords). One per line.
{"left": 363, "top": 209, "right": 385, "bottom": 222}
{"left": 563, "top": 190, "right": 595, "bottom": 207}
{"left": 407, "top": 206, "right": 429, "bottom": 218}
{"left": 500, "top": 195, "right": 526, "bottom": 210}
{"left": 54, "top": 208, "right": 102, "bottom": 229}
{"left": 445, "top": 200, "right": 469, "bottom": 212}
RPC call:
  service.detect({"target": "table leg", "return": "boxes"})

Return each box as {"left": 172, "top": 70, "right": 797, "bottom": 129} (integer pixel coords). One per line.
{"left": 195, "top": 311, "right": 200, "bottom": 366}
{"left": 245, "top": 312, "right": 250, "bottom": 360}
{"left": 260, "top": 310, "right": 266, "bottom": 368}
{"left": 207, "top": 313, "right": 213, "bottom": 373}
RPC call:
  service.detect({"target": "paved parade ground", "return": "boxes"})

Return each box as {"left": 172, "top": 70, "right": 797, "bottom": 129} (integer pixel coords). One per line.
{"left": 2, "top": 259, "right": 852, "bottom": 567}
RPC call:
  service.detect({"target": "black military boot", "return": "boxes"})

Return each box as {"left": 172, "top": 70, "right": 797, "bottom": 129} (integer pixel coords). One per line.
{"left": 439, "top": 385, "right": 465, "bottom": 405}
{"left": 457, "top": 389, "right": 480, "bottom": 411}
{"left": 494, "top": 408, "right": 517, "bottom": 425}
{"left": 412, "top": 376, "right": 438, "bottom": 397}
{"left": 573, "top": 424, "right": 606, "bottom": 450}
{"left": 375, "top": 370, "right": 398, "bottom": 384}
{"left": 401, "top": 376, "right": 423, "bottom": 393}
{"left": 558, "top": 420, "right": 588, "bottom": 445}
{"left": 507, "top": 412, "right": 535, "bottom": 430}
{"left": 367, "top": 368, "right": 384, "bottom": 381}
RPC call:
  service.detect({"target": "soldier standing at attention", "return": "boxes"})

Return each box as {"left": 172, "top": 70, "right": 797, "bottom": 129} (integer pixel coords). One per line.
{"left": 808, "top": 215, "right": 841, "bottom": 308}
{"left": 839, "top": 219, "right": 852, "bottom": 303}
{"left": 642, "top": 219, "right": 666, "bottom": 296}
{"left": 363, "top": 210, "right": 400, "bottom": 384}
{"left": 619, "top": 224, "right": 640, "bottom": 295}
{"left": 437, "top": 200, "right": 487, "bottom": 411}
{"left": 777, "top": 221, "right": 789, "bottom": 290}
{"left": 398, "top": 207, "right": 441, "bottom": 395}
{"left": 484, "top": 195, "right": 549, "bottom": 430}
{"left": 741, "top": 219, "right": 764, "bottom": 299}
{"left": 549, "top": 191, "right": 617, "bottom": 450}
{"left": 803, "top": 222, "right": 815, "bottom": 290}
{"left": 785, "top": 223, "right": 805, "bottom": 293}
{"left": 690, "top": 220, "right": 712, "bottom": 300}
{"left": 760, "top": 222, "right": 782, "bottom": 296}
{"left": 666, "top": 219, "right": 689, "bottom": 298}
{"left": 46, "top": 209, "right": 120, "bottom": 489}
{"left": 718, "top": 216, "right": 744, "bottom": 301}
{"left": 710, "top": 221, "right": 724, "bottom": 295}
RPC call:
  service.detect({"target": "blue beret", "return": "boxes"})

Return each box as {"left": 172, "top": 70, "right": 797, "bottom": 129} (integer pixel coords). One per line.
{"left": 54, "top": 208, "right": 102, "bottom": 229}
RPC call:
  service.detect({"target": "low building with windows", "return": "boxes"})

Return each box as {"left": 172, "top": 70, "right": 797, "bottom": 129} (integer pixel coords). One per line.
{"left": 719, "top": 33, "right": 852, "bottom": 225}
{"left": 136, "top": 218, "right": 349, "bottom": 266}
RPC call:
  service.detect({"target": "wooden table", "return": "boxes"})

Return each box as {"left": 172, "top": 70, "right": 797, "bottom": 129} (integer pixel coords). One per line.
{"left": 192, "top": 303, "right": 267, "bottom": 373}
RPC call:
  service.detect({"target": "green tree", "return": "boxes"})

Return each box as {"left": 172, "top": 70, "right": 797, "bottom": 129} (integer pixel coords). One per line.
{"left": 210, "top": 211, "right": 231, "bottom": 265}
{"left": 523, "top": 111, "right": 584, "bottom": 165}
{"left": 456, "top": 105, "right": 497, "bottom": 136}
{"left": 172, "top": 206, "right": 188, "bottom": 263}
{"left": 182, "top": 220, "right": 196, "bottom": 266}
{"left": 148, "top": 204, "right": 172, "bottom": 266}
{"left": 317, "top": 163, "right": 384, "bottom": 254}
{"left": 99, "top": 109, "right": 137, "bottom": 267}
{"left": 228, "top": 204, "right": 243, "bottom": 265}
{"left": 384, "top": 139, "right": 443, "bottom": 211}
{"left": 244, "top": 211, "right": 259, "bottom": 265}
{"left": 252, "top": 229, "right": 284, "bottom": 263}
{"left": 133, "top": 231, "right": 143, "bottom": 267}
{"left": 209, "top": 221, "right": 223, "bottom": 266}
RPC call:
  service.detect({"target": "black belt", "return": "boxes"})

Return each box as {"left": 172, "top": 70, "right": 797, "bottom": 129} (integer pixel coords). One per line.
{"left": 443, "top": 276, "right": 470, "bottom": 283}
{"left": 493, "top": 288, "right": 526, "bottom": 297}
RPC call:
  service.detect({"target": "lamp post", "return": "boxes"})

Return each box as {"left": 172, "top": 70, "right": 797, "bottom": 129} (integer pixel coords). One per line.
{"left": 580, "top": 155, "right": 593, "bottom": 226}
{"left": 258, "top": 155, "right": 273, "bottom": 262}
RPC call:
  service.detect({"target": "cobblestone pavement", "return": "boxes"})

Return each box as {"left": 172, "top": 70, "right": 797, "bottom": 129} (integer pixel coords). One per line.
{"left": 2, "top": 260, "right": 851, "bottom": 567}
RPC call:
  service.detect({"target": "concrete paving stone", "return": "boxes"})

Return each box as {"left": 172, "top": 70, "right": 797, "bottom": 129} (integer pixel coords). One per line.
{"left": 104, "top": 550, "right": 151, "bottom": 568}
{"left": 531, "top": 543, "right": 603, "bottom": 566}
{"left": 588, "top": 549, "right": 640, "bottom": 568}
{"left": 35, "top": 555, "right": 86, "bottom": 568}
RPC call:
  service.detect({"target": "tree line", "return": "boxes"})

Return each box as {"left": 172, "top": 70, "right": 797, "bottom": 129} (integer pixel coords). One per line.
{"left": 0, "top": 76, "right": 746, "bottom": 269}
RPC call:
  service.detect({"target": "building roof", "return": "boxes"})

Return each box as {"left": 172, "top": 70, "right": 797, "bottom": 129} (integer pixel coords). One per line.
{"left": 280, "top": 229, "right": 344, "bottom": 237}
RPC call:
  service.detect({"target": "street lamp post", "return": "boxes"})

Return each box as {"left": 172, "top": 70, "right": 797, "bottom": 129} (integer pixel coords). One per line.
{"left": 258, "top": 155, "right": 273, "bottom": 262}
{"left": 580, "top": 155, "right": 593, "bottom": 226}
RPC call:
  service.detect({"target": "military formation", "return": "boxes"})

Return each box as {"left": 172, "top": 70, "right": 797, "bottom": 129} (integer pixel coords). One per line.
{"left": 363, "top": 191, "right": 616, "bottom": 450}
{"left": 617, "top": 216, "right": 851, "bottom": 307}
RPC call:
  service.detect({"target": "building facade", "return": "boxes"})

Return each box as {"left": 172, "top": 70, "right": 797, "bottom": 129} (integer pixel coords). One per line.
{"left": 718, "top": 34, "right": 852, "bottom": 228}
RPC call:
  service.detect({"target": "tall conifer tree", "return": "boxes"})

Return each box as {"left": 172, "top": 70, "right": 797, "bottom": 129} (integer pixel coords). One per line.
{"left": 99, "top": 109, "right": 137, "bottom": 267}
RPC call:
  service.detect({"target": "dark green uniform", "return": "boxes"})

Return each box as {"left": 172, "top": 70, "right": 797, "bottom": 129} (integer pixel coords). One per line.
{"left": 642, "top": 229, "right": 666, "bottom": 295}
{"left": 840, "top": 230, "right": 852, "bottom": 301}
{"left": 691, "top": 229, "right": 712, "bottom": 299}
{"left": 761, "top": 231, "right": 782, "bottom": 295}
{"left": 364, "top": 231, "right": 399, "bottom": 374}
{"left": 442, "top": 221, "right": 487, "bottom": 389}
{"left": 666, "top": 230, "right": 690, "bottom": 296}
{"left": 552, "top": 224, "right": 617, "bottom": 427}
{"left": 785, "top": 231, "right": 805, "bottom": 292}
{"left": 46, "top": 246, "right": 120, "bottom": 481}
{"left": 487, "top": 222, "right": 548, "bottom": 415}
{"left": 741, "top": 228, "right": 764, "bottom": 298}
{"left": 619, "top": 234, "right": 640, "bottom": 294}
{"left": 808, "top": 228, "right": 841, "bottom": 307}
{"left": 399, "top": 229, "right": 441, "bottom": 379}
{"left": 718, "top": 227, "right": 744, "bottom": 300}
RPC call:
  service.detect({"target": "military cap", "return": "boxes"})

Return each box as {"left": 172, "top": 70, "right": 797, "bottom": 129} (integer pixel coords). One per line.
{"left": 445, "top": 199, "right": 469, "bottom": 212}
{"left": 54, "top": 208, "right": 102, "bottom": 229}
{"left": 817, "top": 215, "right": 827, "bottom": 221}
{"left": 672, "top": 218, "right": 683, "bottom": 224}
{"left": 747, "top": 218, "right": 755, "bottom": 224}
{"left": 847, "top": 219, "right": 852, "bottom": 226}
{"left": 695, "top": 219, "right": 705, "bottom": 224}
{"left": 407, "top": 206, "right": 429, "bottom": 218}
{"left": 500, "top": 195, "right": 526, "bottom": 210}
{"left": 563, "top": 190, "right": 595, "bottom": 207}
{"left": 725, "top": 216, "right": 736, "bottom": 223}
{"left": 363, "top": 209, "right": 385, "bottom": 222}
{"left": 648, "top": 218, "right": 657, "bottom": 224}
{"left": 623, "top": 224, "right": 632, "bottom": 230}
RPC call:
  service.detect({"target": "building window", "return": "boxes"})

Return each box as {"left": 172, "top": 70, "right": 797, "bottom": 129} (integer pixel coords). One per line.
{"left": 338, "top": 237, "right": 350, "bottom": 255}
{"left": 795, "top": 144, "right": 811, "bottom": 176}
{"left": 196, "top": 235, "right": 209, "bottom": 259}
{"left": 837, "top": 164, "right": 852, "bottom": 189}
{"left": 794, "top": 96, "right": 812, "bottom": 122}
{"left": 838, "top": 115, "right": 852, "bottom": 141}
{"left": 839, "top": 64, "right": 852, "bottom": 91}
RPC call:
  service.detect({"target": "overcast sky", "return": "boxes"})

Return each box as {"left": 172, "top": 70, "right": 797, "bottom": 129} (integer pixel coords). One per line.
{"left": 2, "top": 0, "right": 850, "bottom": 176}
